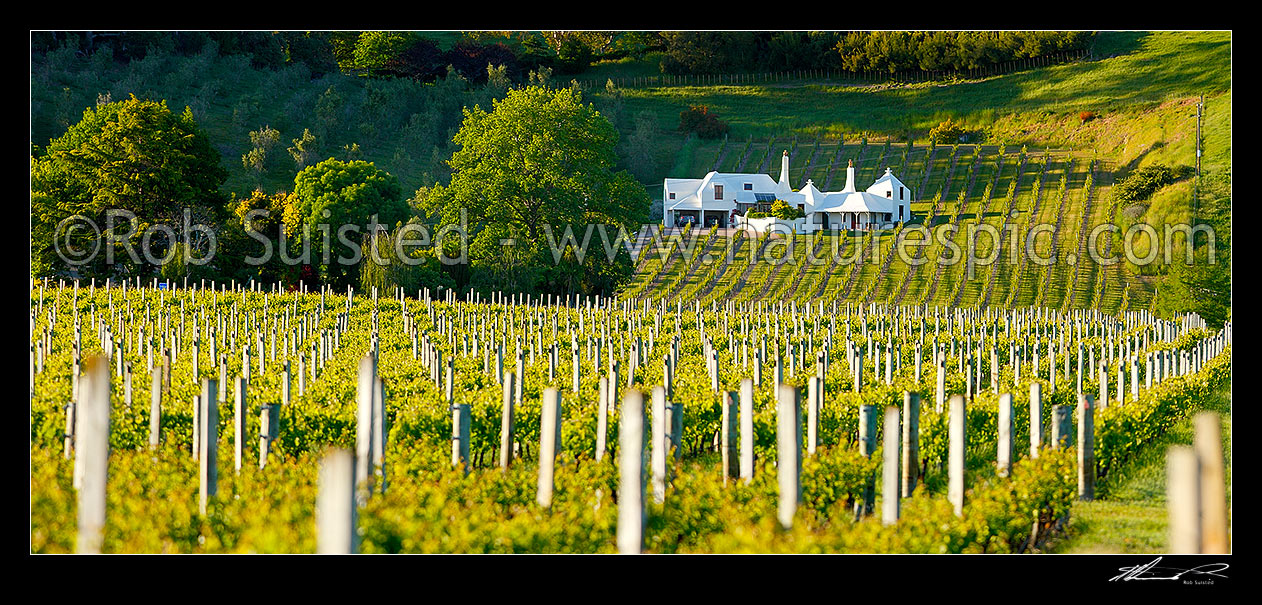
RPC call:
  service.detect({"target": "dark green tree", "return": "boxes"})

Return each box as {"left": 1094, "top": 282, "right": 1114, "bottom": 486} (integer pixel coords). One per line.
{"left": 423, "top": 85, "right": 649, "bottom": 296}
{"left": 287, "top": 158, "right": 410, "bottom": 290}
{"left": 282, "top": 32, "right": 338, "bottom": 77}
{"left": 31, "top": 95, "right": 228, "bottom": 279}
{"left": 351, "top": 31, "right": 415, "bottom": 74}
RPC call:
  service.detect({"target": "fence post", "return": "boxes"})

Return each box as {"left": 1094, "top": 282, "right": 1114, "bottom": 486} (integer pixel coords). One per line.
{"left": 500, "top": 372, "right": 515, "bottom": 469}
{"left": 1194, "top": 412, "right": 1229, "bottom": 553}
{"left": 1051, "top": 404, "right": 1072, "bottom": 449}
{"left": 192, "top": 394, "right": 200, "bottom": 462}
{"left": 617, "top": 390, "right": 647, "bottom": 554}
{"left": 1078, "top": 394, "right": 1095, "bottom": 500}
{"left": 882, "top": 405, "right": 901, "bottom": 525}
{"left": 452, "top": 401, "right": 471, "bottom": 474}
{"left": 149, "top": 370, "right": 161, "bottom": 449}
{"left": 948, "top": 394, "right": 966, "bottom": 516}
{"left": 935, "top": 352, "right": 945, "bottom": 412}
{"left": 721, "top": 390, "right": 739, "bottom": 484}
{"left": 595, "top": 376, "right": 609, "bottom": 462}
{"left": 807, "top": 375, "right": 819, "bottom": 455}
{"left": 198, "top": 378, "right": 218, "bottom": 516}
{"left": 998, "top": 393, "right": 1013, "bottom": 478}
{"left": 777, "top": 384, "right": 801, "bottom": 530}
{"left": 740, "top": 378, "right": 754, "bottom": 482}
{"left": 1029, "top": 382, "right": 1042, "bottom": 459}
{"left": 258, "top": 402, "right": 273, "bottom": 469}
{"left": 373, "top": 375, "right": 386, "bottom": 493}
{"left": 537, "top": 387, "right": 562, "bottom": 508}
{"left": 902, "top": 391, "right": 919, "bottom": 496}
{"left": 76, "top": 355, "right": 110, "bottom": 554}
{"left": 1166, "top": 445, "right": 1201, "bottom": 553}
{"left": 355, "top": 354, "right": 374, "bottom": 500}
{"left": 234, "top": 376, "right": 247, "bottom": 473}
{"left": 858, "top": 404, "right": 877, "bottom": 517}
{"left": 316, "top": 448, "right": 357, "bottom": 554}
{"left": 651, "top": 386, "right": 668, "bottom": 503}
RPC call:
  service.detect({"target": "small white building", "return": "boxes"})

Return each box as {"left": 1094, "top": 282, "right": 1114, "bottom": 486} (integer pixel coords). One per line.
{"left": 663, "top": 151, "right": 912, "bottom": 231}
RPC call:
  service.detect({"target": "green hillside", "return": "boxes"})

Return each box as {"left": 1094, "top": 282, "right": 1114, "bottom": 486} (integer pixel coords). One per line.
{"left": 29, "top": 31, "right": 1230, "bottom": 318}
{"left": 613, "top": 31, "right": 1230, "bottom": 316}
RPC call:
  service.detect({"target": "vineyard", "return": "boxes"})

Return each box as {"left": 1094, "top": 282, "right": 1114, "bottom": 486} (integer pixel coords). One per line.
{"left": 30, "top": 279, "right": 1230, "bottom": 553}
{"left": 623, "top": 142, "right": 1170, "bottom": 315}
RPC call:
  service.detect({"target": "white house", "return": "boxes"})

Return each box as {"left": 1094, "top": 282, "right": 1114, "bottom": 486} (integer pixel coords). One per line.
{"left": 663, "top": 151, "right": 912, "bottom": 232}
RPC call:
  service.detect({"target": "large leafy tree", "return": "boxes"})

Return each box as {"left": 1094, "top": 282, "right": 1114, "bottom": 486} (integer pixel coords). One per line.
{"left": 31, "top": 95, "right": 228, "bottom": 279}
{"left": 423, "top": 85, "right": 649, "bottom": 296}
{"left": 351, "top": 31, "right": 415, "bottom": 74}
{"left": 286, "top": 158, "right": 409, "bottom": 290}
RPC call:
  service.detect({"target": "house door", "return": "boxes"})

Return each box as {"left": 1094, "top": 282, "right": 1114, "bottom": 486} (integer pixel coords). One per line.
{"left": 850, "top": 214, "right": 856, "bottom": 229}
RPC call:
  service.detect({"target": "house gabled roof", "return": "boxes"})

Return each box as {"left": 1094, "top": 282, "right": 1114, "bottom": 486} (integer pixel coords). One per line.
{"left": 666, "top": 171, "right": 782, "bottom": 210}
{"left": 868, "top": 168, "right": 910, "bottom": 195}
{"left": 811, "top": 190, "right": 898, "bottom": 214}
{"left": 665, "top": 158, "right": 912, "bottom": 218}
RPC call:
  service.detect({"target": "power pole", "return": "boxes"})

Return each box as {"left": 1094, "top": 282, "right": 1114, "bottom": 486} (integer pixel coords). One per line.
{"left": 1194, "top": 94, "right": 1203, "bottom": 221}
{"left": 1196, "top": 94, "right": 1203, "bottom": 180}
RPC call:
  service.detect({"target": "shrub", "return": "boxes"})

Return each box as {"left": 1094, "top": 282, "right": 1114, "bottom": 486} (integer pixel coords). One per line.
{"left": 679, "top": 105, "right": 730, "bottom": 139}
{"left": 1112, "top": 163, "right": 1193, "bottom": 204}
{"left": 769, "top": 199, "right": 805, "bottom": 220}
{"left": 746, "top": 211, "right": 767, "bottom": 219}
{"left": 928, "top": 118, "right": 970, "bottom": 144}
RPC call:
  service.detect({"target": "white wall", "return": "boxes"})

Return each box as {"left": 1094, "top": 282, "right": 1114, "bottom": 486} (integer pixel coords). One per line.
{"left": 736, "top": 215, "right": 806, "bottom": 235}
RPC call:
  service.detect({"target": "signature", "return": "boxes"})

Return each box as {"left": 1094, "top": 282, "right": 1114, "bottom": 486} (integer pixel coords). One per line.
{"left": 1110, "top": 557, "right": 1230, "bottom": 582}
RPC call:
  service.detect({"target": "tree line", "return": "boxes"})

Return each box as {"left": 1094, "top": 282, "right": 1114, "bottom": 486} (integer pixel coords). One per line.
{"left": 31, "top": 31, "right": 648, "bottom": 85}
{"left": 32, "top": 31, "right": 1097, "bottom": 84}
{"left": 30, "top": 88, "right": 648, "bottom": 299}
{"left": 655, "top": 31, "right": 1094, "bottom": 75}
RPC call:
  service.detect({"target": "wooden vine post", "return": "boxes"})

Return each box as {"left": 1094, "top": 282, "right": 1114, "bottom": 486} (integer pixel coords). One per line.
{"left": 536, "top": 387, "right": 562, "bottom": 508}
{"left": 776, "top": 384, "right": 800, "bottom": 530}
{"left": 882, "top": 405, "right": 900, "bottom": 525}
{"left": 948, "top": 394, "right": 966, "bottom": 517}
{"left": 617, "top": 390, "right": 646, "bottom": 554}
{"left": 198, "top": 378, "right": 219, "bottom": 516}
{"left": 76, "top": 355, "right": 110, "bottom": 553}
{"left": 316, "top": 448, "right": 357, "bottom": 554}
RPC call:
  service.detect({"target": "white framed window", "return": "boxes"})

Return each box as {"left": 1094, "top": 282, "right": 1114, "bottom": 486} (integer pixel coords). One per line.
{"left": 714, "top": 184, "right": 724, "bottom": 199}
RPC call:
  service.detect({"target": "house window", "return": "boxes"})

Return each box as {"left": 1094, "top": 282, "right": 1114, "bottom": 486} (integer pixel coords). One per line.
{"left": 884, "top": 213, "right": 891, "bottom": 221}
{"left": 744, "top": 183, "right": 753, "bottom": 190}
{"left": 886, "top": 190, "right": 892, "bottom": 198}
{"left": 900, "top": 186, "right": 905, "bottom": 199}
{"left": 899, "top": 205, "right": 904, "bottom": 220}
{"left": 669, "top": 193, "right": 675, "bottom": 200}
{"left": 714, "top": 184, "right": 724, "bottom": 199}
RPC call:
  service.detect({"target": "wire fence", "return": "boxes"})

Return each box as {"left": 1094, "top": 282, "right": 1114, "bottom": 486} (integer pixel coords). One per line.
{"left": 574, "top": 49, "right": 1091, "bottom": 90}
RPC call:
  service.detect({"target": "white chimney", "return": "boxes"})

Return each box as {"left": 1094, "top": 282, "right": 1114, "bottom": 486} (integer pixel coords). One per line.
{"left": 843, "top": 159, "right": 856, "bottom": 192}
{"left": 779, "top": 150, "right": 790, "bottom": 185}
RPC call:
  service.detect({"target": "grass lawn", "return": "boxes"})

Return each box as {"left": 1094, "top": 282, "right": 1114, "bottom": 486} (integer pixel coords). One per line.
{"left": 1050, "top": 383, "right": 1232, "bottom": 553}
{"left": 608, "top": 32, "right": 1229, "bottom": 142}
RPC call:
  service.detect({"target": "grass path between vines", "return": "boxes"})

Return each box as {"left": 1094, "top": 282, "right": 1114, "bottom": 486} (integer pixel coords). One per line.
{"left": 1050, "top": 383, "right": 1232, "bottom": 553}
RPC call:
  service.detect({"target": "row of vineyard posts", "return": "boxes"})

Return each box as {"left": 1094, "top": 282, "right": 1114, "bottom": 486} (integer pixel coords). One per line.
{"left": 39, "top": 276, "right": 1228, "bottom": 553}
